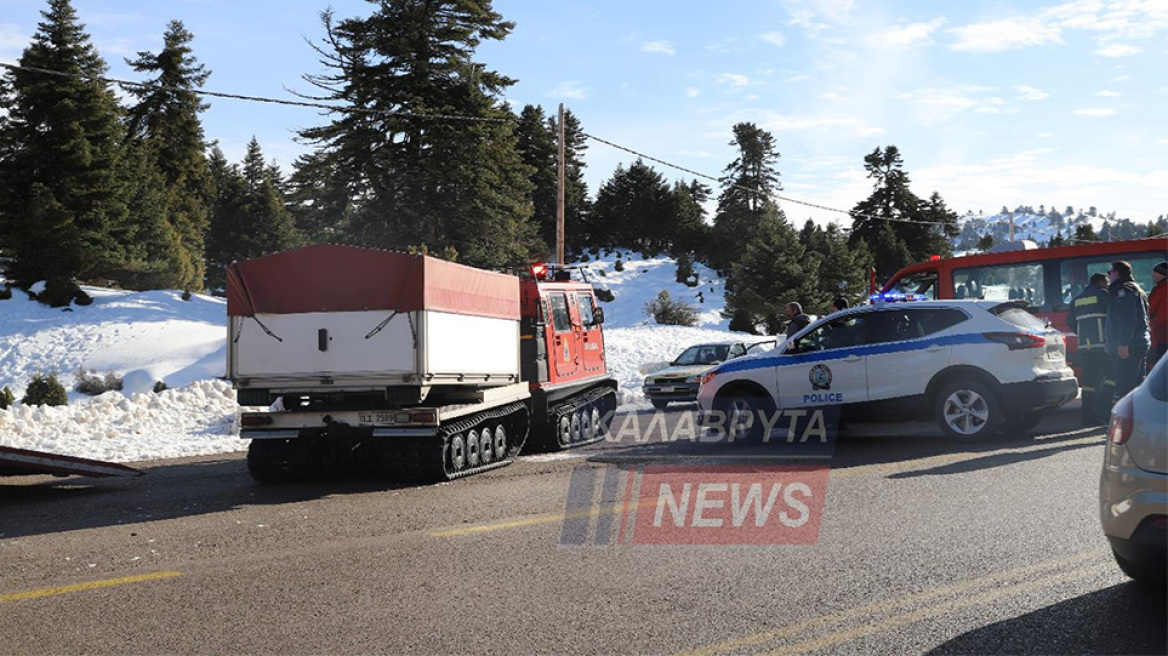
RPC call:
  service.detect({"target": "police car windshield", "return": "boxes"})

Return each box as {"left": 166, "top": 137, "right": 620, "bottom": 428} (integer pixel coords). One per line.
{"left": 673, "top": 344, "right": 730, "bottom": 366}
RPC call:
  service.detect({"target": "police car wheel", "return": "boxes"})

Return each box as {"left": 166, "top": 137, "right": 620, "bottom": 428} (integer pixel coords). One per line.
{"left": 936, "top": 380, "right": 1003, "bottom": 440}
{"left": 715, "top": 393, "right": 773, "bottom": 443}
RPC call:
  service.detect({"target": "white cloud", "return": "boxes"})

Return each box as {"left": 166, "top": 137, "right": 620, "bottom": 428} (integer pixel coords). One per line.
{"left": 1014, "top": 85, "right": 1050, "bottom": 101}
{"left": 1036, "top": 132, "right": 1054, "bottom": 138}
{"left": 1074, "top": 108, "right": 1117, "bottom": 116}
{"left": 1094, "top": 43, "right": 1140, "bottom": 57}
{"left": 1095, "top": 90, "right": 1121, "bottom": 97}
{"left": 948, "top": 1, "right": 1168, "bottom": 54}
{"left": 949, "top": 17, "right": 1064, "bottom": 52}
{"left": 685, "top": 87, "right": 700, "bottom": 98}
{"left": 898, "top": 86, "right": 1012, "bottom": 122}
{"left": 755, "top": 110, "right": 885, "bottom": 137}
{"left": 549, "top": 81, "right": 587, "bottom": 100}
{"left": 866, "top": 19, "right": 945, "bottom": 48}
{"left": 717, "top": 73, "right": 750, "bottom": 88}
{"left": 783, "top": 73, "right": 811, "bottom": 83}
{"left": 641, "top": 40, "right": 675, "bottom": 56}
{"left": 760, "top": 31, "right": 786, "bottom": 47}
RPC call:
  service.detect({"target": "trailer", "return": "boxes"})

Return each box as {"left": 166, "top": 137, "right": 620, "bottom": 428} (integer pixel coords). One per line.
{"left": 227, "top": 245, "right": 616, "bottom": 483}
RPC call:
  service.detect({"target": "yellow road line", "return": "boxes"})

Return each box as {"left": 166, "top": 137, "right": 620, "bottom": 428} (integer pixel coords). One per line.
{"left": 680, "top": 550, "right": 1105, "bottom": 656}
{"left": 0, "top": 571, "right": 183, "bottom": 604}
{"left": 761, "top": 564, "right": 1111, "bottom": 656}
{"left": 430, "top": 501, "right": 644, "bottom": 537}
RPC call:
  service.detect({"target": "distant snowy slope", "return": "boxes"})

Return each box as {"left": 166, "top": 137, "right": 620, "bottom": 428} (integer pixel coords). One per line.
{"left": 570, "top": 250, "right": 727, "bottom": 329}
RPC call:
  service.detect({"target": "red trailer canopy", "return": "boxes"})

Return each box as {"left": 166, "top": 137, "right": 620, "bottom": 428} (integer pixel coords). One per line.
{"left": 226, "top": 245, "right": 520, "bottom": 320}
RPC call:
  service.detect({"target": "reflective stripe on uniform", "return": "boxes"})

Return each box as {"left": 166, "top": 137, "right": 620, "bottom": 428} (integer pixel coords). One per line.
{"left": 1074, "top": 296, "right": 1099, "bottom": 307}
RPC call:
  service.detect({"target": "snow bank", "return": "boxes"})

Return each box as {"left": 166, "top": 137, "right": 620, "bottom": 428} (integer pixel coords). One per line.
{"left": 0, "top": 380, "right": 247, "bottom": 463}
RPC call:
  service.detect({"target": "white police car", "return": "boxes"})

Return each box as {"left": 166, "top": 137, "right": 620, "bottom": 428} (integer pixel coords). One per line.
{"left": 697, "top": 298, "right": 1079, "bottom": 440}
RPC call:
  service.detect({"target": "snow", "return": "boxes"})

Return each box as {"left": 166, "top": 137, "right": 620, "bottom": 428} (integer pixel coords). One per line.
{"left": 569, "top": 250, "right": 728, "bottom": 329}
{"left": 0, "top": 253, "right": 746, "bottom": 464}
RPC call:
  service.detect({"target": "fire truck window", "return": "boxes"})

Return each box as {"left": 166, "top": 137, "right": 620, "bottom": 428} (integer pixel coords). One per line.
{"left": 886, "top": 270, "right": 937, "bottom": 299}
{"left": 576, "top": 294, "right": 596, "bottom": 327}
{"left": 1059, "top": 253, "right": 1163, "bottom": 308}
{"left": 549, "top": 294, "right": 572, "bottom": 332}
{"left": 953, "top": 263, "right": 1045, "bottom": 309}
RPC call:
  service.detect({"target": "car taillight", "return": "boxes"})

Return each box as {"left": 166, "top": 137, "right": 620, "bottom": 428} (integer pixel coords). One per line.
{"left": 983, "top": 332, "right": 1046, "bottom": 350}
{"left": 1108, "top": 393, "right": 1134, "bottom": 444}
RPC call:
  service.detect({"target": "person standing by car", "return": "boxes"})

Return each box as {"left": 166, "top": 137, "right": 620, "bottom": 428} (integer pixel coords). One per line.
{"left": 1149, "top": 261, "right": 1167, "bottom": 366}
{"left": 1071, "top": 273, "right": 1111, "bottom": 426}
{"left": 830, "top": 296, "right": 850, "bottom": 314}
{"left": 1105, "top": 260, "right": 1151, "bottom": 405}
{"left": 784, "top": 302, "right": 812, "bottom": 338}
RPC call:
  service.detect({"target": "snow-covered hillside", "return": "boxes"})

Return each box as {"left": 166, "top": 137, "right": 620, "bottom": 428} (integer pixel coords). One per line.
{"left": 0, "top": 255, "right": 747, "bottom": 463}
{"left": 568, "top": 250, "right": 727, "bottom": 329}
{"left": 954, "top": 206, "right": 1162, "bottom": 251}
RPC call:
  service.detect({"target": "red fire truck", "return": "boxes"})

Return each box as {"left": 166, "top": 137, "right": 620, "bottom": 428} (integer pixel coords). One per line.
{"left": 879, "top": 237, "right": 1168, "bottom": 371}
{"left": 226, "top": 245, "right": 617, "bottom": 483}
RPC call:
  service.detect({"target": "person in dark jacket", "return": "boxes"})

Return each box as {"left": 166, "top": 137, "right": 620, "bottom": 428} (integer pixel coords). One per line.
{"left": 830, "top": 296, "right": 850, "bottom": 313}
{"left": 1070, "top": 273, "right": 1111, "bottom": 425}
{"left": 1104, "top": 260, "right": 1150, "bottom": 405}
{"left": 784, "top": 302, "right": 811, "bottom": 338}
{"left": 1150, "top": 260, "right": 1167, "bottom": 366}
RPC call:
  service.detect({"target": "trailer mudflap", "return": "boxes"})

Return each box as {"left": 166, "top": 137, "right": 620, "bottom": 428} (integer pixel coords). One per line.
{"left": 0, "top": 445, "right": 143, "bottom": 478}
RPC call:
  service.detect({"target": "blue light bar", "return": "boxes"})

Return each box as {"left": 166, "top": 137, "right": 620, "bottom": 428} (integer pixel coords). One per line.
{"left": 869, "top": 292, "right": 930, "bottom": 303}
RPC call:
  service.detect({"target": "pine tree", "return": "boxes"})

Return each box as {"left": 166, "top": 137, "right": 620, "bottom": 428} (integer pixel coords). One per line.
{"left": 0, "top": 0, "right": 127, "bottom": 288}
{"left": 514, "top": 104, "right": 591, "bottom": 256}
{"left": 723, "top": 214, "right": 815, "bottom": 335}
{"left": 295, "top": 2, "right": 537, "bottom": 269}
{"left": 712, "top": 122, "right": 782, "bottom": 271}
{"left": 669, "top": 180, "right": 712, "bottom": 258}
{"left": 590, "top": 160, "right": 673, "bottom": 253}
{"left": 205, "top": 140, "right": 303, "bottom": 291}
{"left": 1074, "top": 223, "right": 1099, "bottom": 242}
{"left": 124, "top": 19, "right": 212, "bottom": 290}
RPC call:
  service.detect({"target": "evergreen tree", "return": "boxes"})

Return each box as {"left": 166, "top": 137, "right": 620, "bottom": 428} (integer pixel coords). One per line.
{"left": 1074, "top": 223, "right": 1099, "bottom": 242}
{"left": 590, "top": 160, "right": 673, "bottom": 253}
{"left": 514, "top": 104, "right": 591, "bottom": 256}
{"left": 0, "top": 0, "right": 127, "bottom": 287}
{"left": 810, "top": 223, "right": 870, "bottom": 311}
{"left": 669, "top": 180, "right": 712, "bottom": 258}
{"left": 205, "top": 140, "right": 303, "bottom": 291}
{"left": 712, "top": 122, "right": 782, "bottom": 271}
{"left": 294, "top": 2, "right": 537, "bottom": 268}
{"left": 977, "top": 233, "right": 995, "bottom": 252}
{"left": 723, "top": 214, "right": 815, "bottom": 335}
{"left": 125, "top": 19, "right": 211, "bottom": 290}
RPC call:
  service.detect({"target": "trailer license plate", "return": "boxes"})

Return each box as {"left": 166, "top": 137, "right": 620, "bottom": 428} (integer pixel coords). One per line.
{"left": 358, "top": 413, "right": 393, "bottom": 425}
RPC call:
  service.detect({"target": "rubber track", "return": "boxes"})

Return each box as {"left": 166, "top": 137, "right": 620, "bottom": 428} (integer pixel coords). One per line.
{"left": 549, "top": 386, "right": 617, "bottom": 450}
{"left": 437, "top": 401, "right": 529, "bottom": 480}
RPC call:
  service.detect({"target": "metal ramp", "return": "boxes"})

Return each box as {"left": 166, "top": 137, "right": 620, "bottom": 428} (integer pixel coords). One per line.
{"left": 0, "top": 445, "right": 142, "bottom": 478}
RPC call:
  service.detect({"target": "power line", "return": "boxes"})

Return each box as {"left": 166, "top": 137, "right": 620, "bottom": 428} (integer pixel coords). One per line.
{"left": 0, "top": 60, "right": 957, "bottom": 228}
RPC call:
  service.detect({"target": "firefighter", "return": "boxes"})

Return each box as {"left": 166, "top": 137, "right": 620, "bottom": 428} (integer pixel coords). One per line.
{"left": 1070, "top": 273, "right": 1110, "bottom": 426}
{"left": 1104, "top": 260, "right": 1150, "bottom": 406}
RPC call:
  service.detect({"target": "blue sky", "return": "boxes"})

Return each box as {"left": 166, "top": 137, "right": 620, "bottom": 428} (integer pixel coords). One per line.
{"left": 1, "top": 0, "right": 1166, "bottom": 226}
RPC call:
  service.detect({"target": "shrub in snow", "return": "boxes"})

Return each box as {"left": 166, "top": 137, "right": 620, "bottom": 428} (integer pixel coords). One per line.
{"left": 39, "top": 277, "right": 85, "bottom": 308}
{"left": 74, "top": 368, "right": 124, "bottom": 395}
{"left": 22, "top": 372, "right": 68, "bottom": 407}
{"left": 74, "top": 289, "right": 92, "bottom": 305}
{"left": 645, "top": 290, "right": 698, "bottom": 326}
{"left": 614, "top": 259, "right": 625, "bottom": 272}
{"left": 595, "top": 288, "right": 615, "bottom": 303}
{"left": 181, "top": 290, "right": 192, "bottom": 301}
{"left": 153, "top": 381, "right": 169, "bottom": 393}
{"left": 597, "top": 269, "right": 607, "bottom": 277}
{"left": 0, "top": 286, "right": 11, "bottom": 300}
{"left": 0, "top": 386, "right": 14, "bottom": 409}
{"left": 580, "top": 253, "right": 590, "bottom": 262}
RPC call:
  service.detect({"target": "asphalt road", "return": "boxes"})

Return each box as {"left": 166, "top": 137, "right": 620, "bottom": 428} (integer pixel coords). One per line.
{"left": 2, "top": 404, "right": 1165, "bottom": 655}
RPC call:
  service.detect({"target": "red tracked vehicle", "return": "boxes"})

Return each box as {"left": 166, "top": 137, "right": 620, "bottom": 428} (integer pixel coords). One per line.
{"left": 226, "top": 244, "right": 617, "bottom": 483}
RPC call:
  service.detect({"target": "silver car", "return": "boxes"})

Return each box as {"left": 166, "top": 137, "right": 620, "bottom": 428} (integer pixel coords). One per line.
{"left": 643, "top": 341, "right": 773, "bottom": 409}
{"left": 1099, "top": 354, "right": 1168, "bottom": 585}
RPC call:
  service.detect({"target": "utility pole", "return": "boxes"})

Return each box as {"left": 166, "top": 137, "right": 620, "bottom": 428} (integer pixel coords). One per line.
{"left": 556, "top": 103, "right": 566, "bottom": 267}
{"left": 1009, "top": 212, "right": 1015, "bottom": 243}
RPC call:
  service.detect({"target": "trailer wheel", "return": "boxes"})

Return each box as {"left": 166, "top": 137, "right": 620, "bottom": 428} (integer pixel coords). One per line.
{"left": 466, "top": 429, "right": 481, "bottom": 467}
{"left": 492, "top": 424, "right": 508, "bottom": 460}
{"left": 449, "top": 434, "right": 467, "bottom": 471}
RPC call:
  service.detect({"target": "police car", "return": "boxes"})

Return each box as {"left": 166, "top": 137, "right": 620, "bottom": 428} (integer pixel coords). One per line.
{"left": 696, "top": 297, "right": 1079, "bottom": 440}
